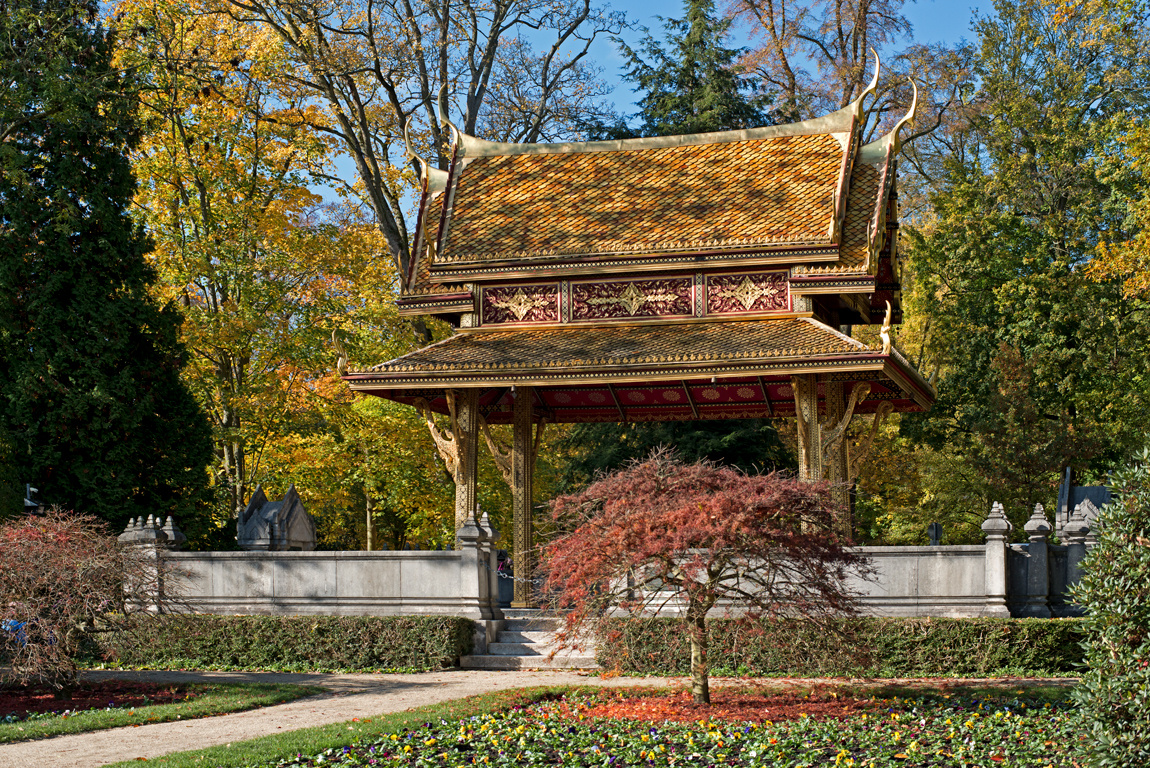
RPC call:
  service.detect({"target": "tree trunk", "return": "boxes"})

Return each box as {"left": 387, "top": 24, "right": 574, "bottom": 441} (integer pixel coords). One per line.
{"left": 687, "top": 608, "right": 710, "bottom": 704}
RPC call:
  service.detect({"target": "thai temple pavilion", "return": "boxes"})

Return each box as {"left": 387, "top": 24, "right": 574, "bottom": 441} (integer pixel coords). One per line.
{"left": 341, "top": 61, "right": 935, "bottom": 607}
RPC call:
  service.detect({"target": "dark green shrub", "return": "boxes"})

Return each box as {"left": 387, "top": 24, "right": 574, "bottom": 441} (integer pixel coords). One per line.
{"left": 99, "top": 615, "right": 474, "bottom": 672}
{"left": 597, "top": 616, "right": 1085, "bottom": 678}
{"left": 1071, "top": 447, "right": 1150, "bottom": 767}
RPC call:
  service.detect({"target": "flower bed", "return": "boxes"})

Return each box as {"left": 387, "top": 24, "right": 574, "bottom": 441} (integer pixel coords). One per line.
{"left": 269, "top": 687, "right": 1078, "bottom": 767}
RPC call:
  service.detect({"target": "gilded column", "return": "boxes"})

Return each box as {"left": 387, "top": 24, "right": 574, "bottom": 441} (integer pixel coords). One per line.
{"left": 791, "top": 374, "right": 822, "bottom": 483}
{"left": 453, "top": 389, "right": 480, "bottom": 532}
{"left": 822, "top": 380, "right": 851, "bottom": 532}
{"left": 511, "top": 386, "right": 536, "bottom": 608}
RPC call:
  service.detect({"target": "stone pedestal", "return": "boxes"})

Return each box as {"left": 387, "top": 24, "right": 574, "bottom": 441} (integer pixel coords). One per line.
{"left": 981, "top": 502, "right": 1012, "bottom": 617}
{"left": 1020, "top": 503, "right": 1052, "bottom": 618}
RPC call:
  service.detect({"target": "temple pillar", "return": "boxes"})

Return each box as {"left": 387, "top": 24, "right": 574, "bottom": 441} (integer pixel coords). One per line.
{"left": 511, "top": 386, "right": 536, "bottom": 608}
{"left": 453, "top": 389, "right": 480, "bottom": 532}
{"left": 791, "top": 374, "right": 822, "bottom": 483}
{"left": 823, "top": 380, "right": 852, "bottom": 535}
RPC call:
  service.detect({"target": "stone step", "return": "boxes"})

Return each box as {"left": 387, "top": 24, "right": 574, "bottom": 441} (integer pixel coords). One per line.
{"left": 488, "top": 642, "right": 545, "bottom": 656}
{"left": 496, "top": 630, "right": 558, "bottom": 644}
{"left": 460, "top": 654, "right": 598, "bottom": 670}
{"left": 501, "top": 618, "right": 562, "bottom": 632}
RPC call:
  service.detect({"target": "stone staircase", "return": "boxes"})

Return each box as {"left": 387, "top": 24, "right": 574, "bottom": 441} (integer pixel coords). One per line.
{"left": 460, "top": 609, "right": 598, "bottom": 670}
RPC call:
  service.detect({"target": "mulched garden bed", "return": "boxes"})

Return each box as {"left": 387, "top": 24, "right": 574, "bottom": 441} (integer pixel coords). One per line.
{"left": 568, "top": 685, "right": 879, "bottom": 724}
{"left": 0, "top": 681, "right": 194, "bottom": 719}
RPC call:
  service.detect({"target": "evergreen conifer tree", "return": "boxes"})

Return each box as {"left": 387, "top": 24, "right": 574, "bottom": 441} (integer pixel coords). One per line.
{"left": 612, "top": 0, "right": 771, "bottom": 137}
{"left": 0, "top": 0, "right": 213, "bottom": 534}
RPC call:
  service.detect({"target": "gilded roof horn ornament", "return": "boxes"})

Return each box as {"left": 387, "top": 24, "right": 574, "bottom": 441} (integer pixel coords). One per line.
{"left": 851, "top": 49, "right": 881, "bottom": 122}
{"left": 891, "top": 79, "right": 919, "bottom": 154}
{"left": 332, "top": 329, "right": 349, "bottom": 375}
{"left": 880, "top": 301, "right": 893, "bottom": 355}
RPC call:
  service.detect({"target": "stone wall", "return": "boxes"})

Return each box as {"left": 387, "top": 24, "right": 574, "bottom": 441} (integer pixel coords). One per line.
{"left": 131, "top": 502, "right": 1094, "bottom": 624}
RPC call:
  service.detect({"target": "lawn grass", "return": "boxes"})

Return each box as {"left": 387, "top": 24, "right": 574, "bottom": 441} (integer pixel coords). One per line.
{"left": 0, "top": 682, "right": 323, "bottom": 744}
{"left": 102, "top": 685, "right": 573, "bottom": 768}
{"left": 103, "top": 681, "right": 1078, "bottom": 768}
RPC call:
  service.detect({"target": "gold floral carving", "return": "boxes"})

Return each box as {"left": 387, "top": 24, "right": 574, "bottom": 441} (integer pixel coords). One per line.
{"left": 717, "top": 276, "right": 782, "bottom": 310}
{"left": 584, "top": 283, "right": 679, "bottom": 315}
{"left": 489, "top": 288, "right": 552, "bottom": 322}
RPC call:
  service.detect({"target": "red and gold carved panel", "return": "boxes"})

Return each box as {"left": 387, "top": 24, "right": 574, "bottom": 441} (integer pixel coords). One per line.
{"left": 706, "top": 271, "right": 790, "bottom": 315}
{"left": 481, "top": 284, "right": 559, "bottom": 325}
{"left": 571, "top": 277, "right": 693, "bottom": 322}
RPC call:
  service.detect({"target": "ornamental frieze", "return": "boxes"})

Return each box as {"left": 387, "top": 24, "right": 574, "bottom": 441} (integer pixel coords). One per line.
{"left": 706, "top": 272, "right": 790, "bottom": 314}
{"left": 571, "top": 277, "right": 693, "bottom": 321}
{"left": 481, "top": 284, "right": 559, "bottom": 324}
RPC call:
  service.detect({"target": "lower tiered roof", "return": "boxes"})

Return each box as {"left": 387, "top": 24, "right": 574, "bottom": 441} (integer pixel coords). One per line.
{"left": 343, "top": 317, "right": 933, "bottom": 423}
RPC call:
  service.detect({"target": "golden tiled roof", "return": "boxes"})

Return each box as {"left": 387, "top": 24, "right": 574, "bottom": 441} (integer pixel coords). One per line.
{"left": 437, "top": 134, "right": 844, "bottom": 264}
{"left": 352, "top": 317, "right": 871, "bottom": 377}
{"left": 839, "top": 162, "right": 880, "bottom": 268}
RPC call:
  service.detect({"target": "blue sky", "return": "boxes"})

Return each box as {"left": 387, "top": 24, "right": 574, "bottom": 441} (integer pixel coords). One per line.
{"left": 599, "top": 0, "right": 993, "bottom": 114}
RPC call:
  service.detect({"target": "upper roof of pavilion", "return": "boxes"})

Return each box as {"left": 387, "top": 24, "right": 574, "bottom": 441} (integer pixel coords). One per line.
{"left": 398, "top": 59, "right": 916, "bottom": 323}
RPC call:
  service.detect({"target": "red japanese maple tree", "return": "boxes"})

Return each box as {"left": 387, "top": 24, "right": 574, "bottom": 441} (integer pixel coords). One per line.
{"left": 0, "top": 510, "right": 157, "bottom": 692}
{"left": 540, "top": 451, "right": 865, "bottom": 703}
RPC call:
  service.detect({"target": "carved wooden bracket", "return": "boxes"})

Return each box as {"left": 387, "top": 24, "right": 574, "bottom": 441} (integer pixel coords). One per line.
{"left": 478, "top": 413, "right": 512, "bottom": 486}
{"left": 848, "top": 401, "right": 894, "bottom": 480}
{"left": 479, "top": 413, "right": 548, "bottom": 488}
{"left": 821, "top": 382, "right": 871, "bottom": 462}
{"left": 415, "top": 393, "right": 460, "bottom": 481}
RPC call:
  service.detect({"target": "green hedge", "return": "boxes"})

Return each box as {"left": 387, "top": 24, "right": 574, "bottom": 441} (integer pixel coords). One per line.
{"left": 597, "top": 617, "right": 1086, "bottom": 678}
{"left": 98, "top": 615, "right": 474, "bottom": 672}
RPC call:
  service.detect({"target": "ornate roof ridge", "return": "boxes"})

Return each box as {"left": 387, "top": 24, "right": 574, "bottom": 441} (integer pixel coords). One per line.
{"left": 455, "top": 105, "right": 855, "bottom": 158}
{"left": 453, "top": 52, "right": 881, "bottom": 160}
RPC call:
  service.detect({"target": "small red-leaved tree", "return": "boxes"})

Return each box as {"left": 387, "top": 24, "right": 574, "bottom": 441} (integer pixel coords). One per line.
{"left": 540, "top": 451, "right": 865, "bottom": 703}
{"left": 0, "top": 510, "right": 153, "bottom": 692}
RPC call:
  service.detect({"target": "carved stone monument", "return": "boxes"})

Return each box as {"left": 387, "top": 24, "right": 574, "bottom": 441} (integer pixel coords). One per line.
{"left": 238, "top": 485, "right": 316, "bottom": 551}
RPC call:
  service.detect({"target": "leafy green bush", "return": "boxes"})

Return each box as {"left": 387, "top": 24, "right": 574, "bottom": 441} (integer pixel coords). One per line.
{"left": 99, "top": 615, "right": 474, "bottom": 672}
{"left": 597, "top": 616, "right": 1085, "bottom": 677}
{"left": 1071, "top": 447, "right": 1150, "bottom": 767}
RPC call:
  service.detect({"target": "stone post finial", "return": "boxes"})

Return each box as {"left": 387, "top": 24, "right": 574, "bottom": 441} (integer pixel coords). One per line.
{"left": 1065, "top": 501, "right": 1091, "bottom": 545}
{"left": 479, "top": 507, "right": 499, "bottom": 544}
{"left": 161, "top": 516, "right": 187, "bottom": 550}
{"left": 982, "top": 501, "right": 1012, "bottom": 538}
{"left": 456, "top": 510, "right": 485, "bottom": 547}
{"left": 1024, "top": 503, "right": 1051, "bottom": 543}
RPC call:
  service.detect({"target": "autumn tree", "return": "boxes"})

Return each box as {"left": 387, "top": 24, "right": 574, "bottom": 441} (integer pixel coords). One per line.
{"left": 116, "top": 1, "right": 410, "bottom": 538}
{"left": 0, "top": 0, "right": 213, "bottom": 531}
{"left": 896, "top": 0, "right": 1150, "bottom": 528}
{"left": 218, "top": 0, "right": 623, "bottom": 280}
{"left": 541, "top": 452, "right": 862, "bottom": 704}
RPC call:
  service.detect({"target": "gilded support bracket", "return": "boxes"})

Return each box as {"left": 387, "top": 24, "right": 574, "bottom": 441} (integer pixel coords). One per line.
{"left": 848, "top": 401, "right": 894, "bottom": 481}
{"left": 415, "top": 394, "right": 459, "bottom": 481}
{"left": 479, "top": 414, "right": 512, "bottom": 486}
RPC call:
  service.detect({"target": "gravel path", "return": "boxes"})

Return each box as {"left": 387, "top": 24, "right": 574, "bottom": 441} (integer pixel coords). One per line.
{"left": 0, "top": 669, "right": 682, "bottom": 768}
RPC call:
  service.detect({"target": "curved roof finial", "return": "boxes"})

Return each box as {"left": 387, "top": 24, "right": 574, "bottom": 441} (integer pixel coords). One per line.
{"left": 852, "top": 49, "right": 881, "bottom": 122}
{"left": 892, "top": 79, "right": 919, "bottom": 154}
{"left": 403, "top": 118, "right": 424, "bottom": 176}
